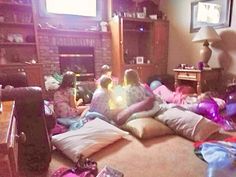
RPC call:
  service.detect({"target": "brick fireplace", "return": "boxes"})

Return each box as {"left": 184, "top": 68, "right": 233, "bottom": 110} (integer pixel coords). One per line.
{"left": 37, "top": 30, "right": 112, "bottom": 79}
{"left": 59, "top": 46, "right": 95, "bottom": 81}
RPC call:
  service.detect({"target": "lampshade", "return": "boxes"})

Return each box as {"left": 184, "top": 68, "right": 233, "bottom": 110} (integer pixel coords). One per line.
{"left": 192, "top": 26, "right": 221, "bottom": 67}
{"left": 192, "top": 26, "right": 221, "bottom": 42}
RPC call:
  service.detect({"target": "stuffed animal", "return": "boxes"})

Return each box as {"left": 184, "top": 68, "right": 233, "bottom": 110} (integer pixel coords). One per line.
{"left": 197, "top": 98, "right": 235, "bottom": 131}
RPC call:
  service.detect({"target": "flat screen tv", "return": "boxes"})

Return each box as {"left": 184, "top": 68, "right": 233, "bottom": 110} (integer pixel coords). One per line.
{"left": 46, "top": 0, "right": 96, "bottom": 17}
{"left": 39, "top": 0, "right": 102, "bottom": 20}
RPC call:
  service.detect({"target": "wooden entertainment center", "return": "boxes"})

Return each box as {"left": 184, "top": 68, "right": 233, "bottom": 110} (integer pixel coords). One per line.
{"left": 108, "top": 0, "right": 169, "bottom": 82}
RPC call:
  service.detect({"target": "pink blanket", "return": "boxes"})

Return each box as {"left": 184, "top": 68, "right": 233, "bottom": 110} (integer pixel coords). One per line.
{"left": 153, "top": 85, "right": 187, "bottom": 104}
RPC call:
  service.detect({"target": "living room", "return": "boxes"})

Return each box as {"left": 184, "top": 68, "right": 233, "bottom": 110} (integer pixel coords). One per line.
{"left": 1, "top": 0, "right": 236, "bottom": 177}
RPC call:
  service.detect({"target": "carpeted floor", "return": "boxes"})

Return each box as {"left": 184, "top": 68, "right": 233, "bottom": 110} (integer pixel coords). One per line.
{"left": 20, "top": 134, "right": 210, "bottom": 177}
{"left": 19, "top": 150, "right": 73, "bottom": 177}
{"left": 19, "top": 130, "right": 236, "bottom": 177}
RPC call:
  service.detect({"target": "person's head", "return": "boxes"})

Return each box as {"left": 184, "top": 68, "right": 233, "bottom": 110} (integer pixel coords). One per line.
{"left": 124, "top": 69, "right": 140, "bottom": 86}
{"left": 99, "top": 75, "right": 112, "bottom": 89}
{"left": 59, "top": 71, "right": 76, "bottom": 89}
{"left": 101, "top": 64, "right": 112, "bottom": 77}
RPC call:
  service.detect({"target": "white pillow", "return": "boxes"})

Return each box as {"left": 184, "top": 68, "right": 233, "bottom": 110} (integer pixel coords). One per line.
{"left": 52, "top": 118, "right": 129, "bottom": 162}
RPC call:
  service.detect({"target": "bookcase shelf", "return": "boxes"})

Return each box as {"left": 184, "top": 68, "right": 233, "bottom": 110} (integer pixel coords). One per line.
{"left": 0, "top": 0, "right": 44, "bottom": 90}
{"left": 0, "top": 42, "right": 36, "bottom": 46}
{"left": 0, "top": 21, "right": 34, "bottom": 27}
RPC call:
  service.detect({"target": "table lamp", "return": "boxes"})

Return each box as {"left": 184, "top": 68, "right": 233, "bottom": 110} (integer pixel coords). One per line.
{"left": 192, "top": 26, "right": 221, "bottom": 67}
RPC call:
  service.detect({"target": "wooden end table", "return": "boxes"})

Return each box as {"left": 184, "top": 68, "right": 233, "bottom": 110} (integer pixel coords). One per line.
{"left": 173, "top": 68, "right": 222, "bottom": 94}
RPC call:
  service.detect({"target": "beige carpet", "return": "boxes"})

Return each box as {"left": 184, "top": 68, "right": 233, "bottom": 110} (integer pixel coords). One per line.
{"left": 21, "top": 134, "right": 207, "bottom": 177}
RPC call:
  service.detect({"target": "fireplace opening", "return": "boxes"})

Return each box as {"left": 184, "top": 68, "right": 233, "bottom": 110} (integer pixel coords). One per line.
{"left": 59, "top": 46, "right": 95, "bottom": 81}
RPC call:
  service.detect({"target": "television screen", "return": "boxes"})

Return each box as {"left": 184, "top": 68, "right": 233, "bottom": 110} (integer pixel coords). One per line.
{"left": 45, "top": 0, "right": 97, "bottom": 17}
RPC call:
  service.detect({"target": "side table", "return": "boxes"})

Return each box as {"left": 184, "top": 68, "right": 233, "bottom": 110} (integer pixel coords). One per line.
{"left": 173, "top": 68, "right": 222, "bottom": 94}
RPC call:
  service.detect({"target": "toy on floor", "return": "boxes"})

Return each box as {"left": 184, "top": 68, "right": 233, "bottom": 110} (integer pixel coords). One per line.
{"left": 196, "top": 98, "right": 235, "bottom": 131}
{"left": 51, "top": 155, "right": 98, "bottom": 177}
{"left": 226, "top": 92, "right": 236, "bottom": 118}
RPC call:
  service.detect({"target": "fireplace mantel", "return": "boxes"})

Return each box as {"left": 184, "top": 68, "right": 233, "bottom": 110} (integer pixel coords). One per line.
{"left": 38, "top": 28, "right": 111, "bottom": 36}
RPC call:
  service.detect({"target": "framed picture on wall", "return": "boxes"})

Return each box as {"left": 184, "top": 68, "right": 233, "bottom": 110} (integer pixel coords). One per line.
{"left": 190, "top": 0, "right": 233, "bottom": 33}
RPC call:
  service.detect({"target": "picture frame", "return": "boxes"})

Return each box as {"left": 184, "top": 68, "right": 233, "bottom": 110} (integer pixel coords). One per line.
{"left": 190, "top": 0, "right": 233, "bottom": 33}
{"left": 135, "top": 56, "right": 144, "bottom": 64}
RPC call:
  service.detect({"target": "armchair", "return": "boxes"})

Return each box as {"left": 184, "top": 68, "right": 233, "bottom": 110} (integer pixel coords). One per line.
{"left": 0, "top": 72, "right": 28, "bottom": 88}
{"left": 1, "top": 87, "right": 52, "bottom": 172}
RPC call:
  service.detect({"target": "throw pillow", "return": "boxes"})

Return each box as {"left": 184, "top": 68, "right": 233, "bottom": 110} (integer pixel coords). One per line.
{"left": 116, "top": 96, "right": 155, "bottom": 125}
{"left": 122, "top": 117, "right": 174, "bottom": 139}
{"left": 52, "top": 118, "right": 129, "bottom": 162}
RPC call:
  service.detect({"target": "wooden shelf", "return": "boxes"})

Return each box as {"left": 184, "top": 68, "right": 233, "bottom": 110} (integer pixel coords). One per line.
{"left": 0, "top": 62, "right": 42, "bottom": 66}
{"left": 125, "top": 63, "right": 154, "bottom": 67}
{"left": 0, "top": 42, "right": 36, "bottom": 46}
{"left": 124, "top": 29, "right": 150, "bottom": 33}
{"left": 59, "top": 54, "right": 94, "bottom": 58}
{"left": 0, "top": 2, "right": 32, "bottom": 8}
{"left": 0, "top": 21, "right": 34, "bottom": 27}
{"left": 38, "top": 28, "right": 111, "bottom": 36}
{"left": 122, "top": 17, "right": 155, "bottom": 23}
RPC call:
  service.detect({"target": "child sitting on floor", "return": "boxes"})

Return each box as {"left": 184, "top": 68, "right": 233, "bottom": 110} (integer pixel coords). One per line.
{"left": 96, "top": 64, "right": 119, "bottom": 87}
{"left": 89, "top": 75, "right": 123, "bottom": 124}
{"left": 53, "top": 71, "right": 88, "bottom": 118}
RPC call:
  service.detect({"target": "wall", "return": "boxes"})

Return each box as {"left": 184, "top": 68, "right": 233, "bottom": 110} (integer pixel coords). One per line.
{"left": 160, "top": 0, "right": 236, "bottom": 82}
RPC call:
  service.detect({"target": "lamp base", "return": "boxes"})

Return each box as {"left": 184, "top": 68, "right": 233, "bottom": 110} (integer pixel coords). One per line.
{"left": 200, "top": 40, "right": 212, "bottom": 67}
{"left": 203, "top": 62, "right": 210, "bottom": 68}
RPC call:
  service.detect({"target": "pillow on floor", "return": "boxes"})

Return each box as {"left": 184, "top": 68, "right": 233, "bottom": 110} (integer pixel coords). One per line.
{"left": 155, "top": 107, "right": 220, "bottom": 141}
{"left": 193, "top": 117, "right": 221, "bottom": 141}
{"left": 122, "top": 117, "right": 174, "bottom": 139}
{"left": 52, "top": 118, "right": 129, "bottom": 162}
